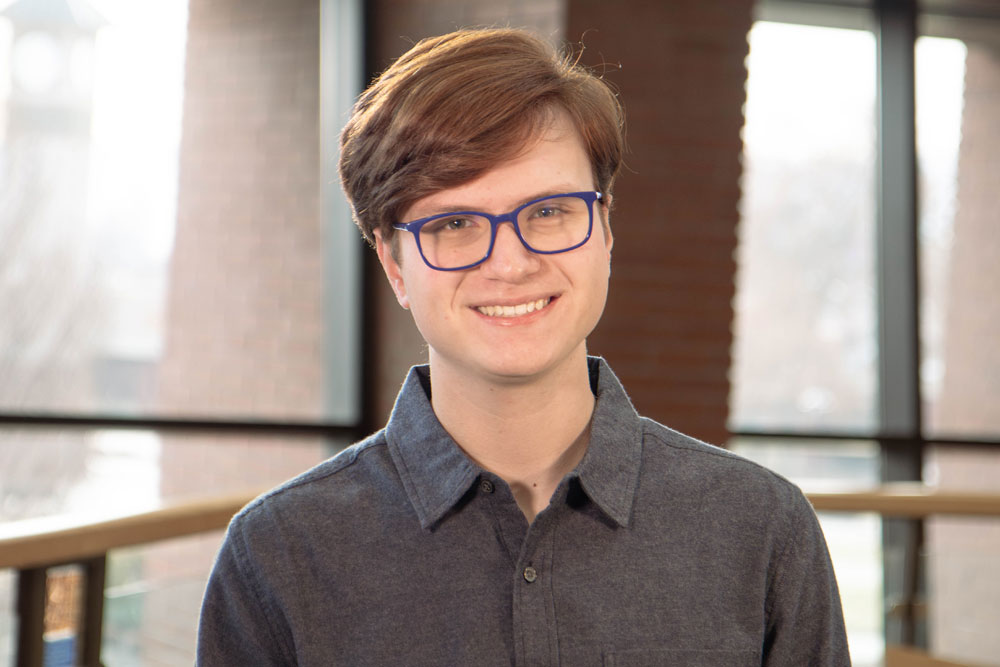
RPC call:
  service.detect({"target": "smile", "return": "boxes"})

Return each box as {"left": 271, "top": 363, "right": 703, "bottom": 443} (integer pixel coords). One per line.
{"left": 476, "top": 297, "right": 551, "bottom": 318}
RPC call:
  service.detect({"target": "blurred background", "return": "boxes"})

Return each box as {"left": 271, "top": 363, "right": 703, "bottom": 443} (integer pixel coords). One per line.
{"left": 0, "top": 0, "right": 997, "bottom": 665}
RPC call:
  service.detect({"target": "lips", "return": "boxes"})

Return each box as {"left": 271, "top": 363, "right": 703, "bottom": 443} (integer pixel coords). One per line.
{"left": 476, "top": 297, "right": 552, "bottom": 318}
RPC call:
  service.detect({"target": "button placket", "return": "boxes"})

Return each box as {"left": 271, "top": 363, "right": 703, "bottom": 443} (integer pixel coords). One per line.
{"left": 513, "top": 551, "right": 555, "bottom": 666}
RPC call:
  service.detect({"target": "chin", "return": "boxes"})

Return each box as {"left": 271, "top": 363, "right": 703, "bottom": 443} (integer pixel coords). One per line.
{"left": 476, "top": 347, "right": 579, "bottom": 384}
{"left": 482, "top": 361, "right": 545, "bottom": 383}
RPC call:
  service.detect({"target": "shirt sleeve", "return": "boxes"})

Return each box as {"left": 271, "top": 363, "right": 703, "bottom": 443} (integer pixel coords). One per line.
{"left": 196, "top": 517, "right": 296, "bottom": 666}
{"left": 763, "top": 489, "right": 852, "bottom": 666}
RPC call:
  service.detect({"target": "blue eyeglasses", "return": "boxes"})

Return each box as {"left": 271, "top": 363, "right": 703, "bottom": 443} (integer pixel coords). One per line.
{"left": 392, "top": 191, "right": 603, "bottom": 271}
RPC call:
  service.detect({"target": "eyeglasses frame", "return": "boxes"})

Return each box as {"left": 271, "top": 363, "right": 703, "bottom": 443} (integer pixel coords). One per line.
{"left": 391, "top": 190, "right": 604, "bottom": 271}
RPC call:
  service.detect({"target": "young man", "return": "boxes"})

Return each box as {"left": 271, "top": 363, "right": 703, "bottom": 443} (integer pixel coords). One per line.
{"left": 197, "top": 28, "right": 850, "bottom": 666}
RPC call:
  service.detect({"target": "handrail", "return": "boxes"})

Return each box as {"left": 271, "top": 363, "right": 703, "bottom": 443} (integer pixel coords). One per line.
{"left": 2, "top": 484, "right": 999, "bottom": 571}
{"left": 0, "top": 490, "right": 260, "bottom": 570}
{"left": 885, "top": 644, "right": 991, "bottom": 667}
{"left": 808, "top": 483, "right": 1000, "bottom": 518}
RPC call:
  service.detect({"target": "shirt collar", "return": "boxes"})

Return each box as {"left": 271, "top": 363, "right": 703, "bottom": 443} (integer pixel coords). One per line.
{"left": 573, "top": 357, "right": 644, "bottom": 527}
{"left": 384, "top": 357, "right": 644, "bottom": 530}
{"left": 385, "top": 367, "right": 481, "bottom": 530}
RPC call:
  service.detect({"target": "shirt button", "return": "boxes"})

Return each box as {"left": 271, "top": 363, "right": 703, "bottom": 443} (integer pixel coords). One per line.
{"left": 479, "top": 479, "right": 494, "bottom": 494}
{"left": 523, "top": 566, "right": 538, "bottom": 583}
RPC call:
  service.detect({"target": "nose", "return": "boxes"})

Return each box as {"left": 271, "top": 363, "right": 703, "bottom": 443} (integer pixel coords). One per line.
{"left": 479, "top": 221, "right": 540, "bottom": 280}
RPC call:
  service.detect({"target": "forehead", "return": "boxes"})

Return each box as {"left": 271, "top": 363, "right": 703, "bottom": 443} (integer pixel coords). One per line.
{"left": 403, "top": 111, "right": 594, "bottom": 220}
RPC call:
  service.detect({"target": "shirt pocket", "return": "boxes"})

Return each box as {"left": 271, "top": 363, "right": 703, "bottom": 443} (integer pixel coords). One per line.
{"left": 603, "top": 648, "right": 759, "bottom": 667}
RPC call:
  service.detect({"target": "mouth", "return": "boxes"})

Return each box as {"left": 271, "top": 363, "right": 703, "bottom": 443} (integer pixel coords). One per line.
{"left": 475, "top": 297, "right": 552, "bottom": 318}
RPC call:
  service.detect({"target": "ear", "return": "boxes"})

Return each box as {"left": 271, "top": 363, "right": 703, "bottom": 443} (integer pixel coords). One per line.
{"left": 599, "top": 195, "right": 614, "bottom": 254}
{"left": 374, "top": 229, "right": 410, "bottom": 309}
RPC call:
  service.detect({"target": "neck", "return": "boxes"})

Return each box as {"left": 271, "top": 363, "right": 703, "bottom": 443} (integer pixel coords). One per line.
{"left": 428, "top": 350, "right": 595, "bottom": 522}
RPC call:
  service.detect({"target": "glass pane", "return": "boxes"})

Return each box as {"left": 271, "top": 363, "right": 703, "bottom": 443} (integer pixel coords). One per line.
{"left": 729, "top": 438, "right": 884, "bottom": 667}
{"left": 918, "top": 20, "right": 1000, "bottom": 439}
{"left": 42, "top": 565, "right": 85, "bottom": 667}
{"left": 924, "top": 444, "right": 1000, "bottom": 665}
{"left": 0, "top": 2, "right": 358, "bottom": 422}
{"left": 730, "top": 19, "right": 878, "bottom": 433}
{"left": 103, "top": 532, "right": 225, "bottom": 666}
{"left": 0, "top": 428, "right": 334, "bottom": 523}
{"left": 0, "top": 4, "right": 184, "bottom": 416}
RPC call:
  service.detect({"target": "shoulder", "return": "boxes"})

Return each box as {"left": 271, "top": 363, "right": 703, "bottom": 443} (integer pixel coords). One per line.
{"left": 638, "top": 418, "right": 810, "bottom": 519}
{"left": 227, "top": 430, "right": 403, "bottom": 539}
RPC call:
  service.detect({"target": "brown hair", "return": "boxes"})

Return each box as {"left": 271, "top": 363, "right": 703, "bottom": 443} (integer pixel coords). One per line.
{"left": 338, "top": 27, "right": 624, "bottom": 246}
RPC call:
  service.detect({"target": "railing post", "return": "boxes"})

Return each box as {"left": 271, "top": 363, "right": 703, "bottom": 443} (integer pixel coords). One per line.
{"left": 15, "top": 566, "right": 46, "bottom": 667}
{"left": 79, "top": 555, "right": 107, "bottom": 667}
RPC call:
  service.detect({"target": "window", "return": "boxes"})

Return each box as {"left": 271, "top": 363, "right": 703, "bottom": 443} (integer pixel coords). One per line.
{"left": 732, "top": 1, "right": 1000, "bottom": 665}
{"left": 0, "top": 0, "right": 363, "bottom": 663}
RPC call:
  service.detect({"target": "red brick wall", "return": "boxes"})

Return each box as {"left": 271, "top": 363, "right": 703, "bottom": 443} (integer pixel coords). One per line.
{"left": 567, "top": 1, "right": 751, "bottom": 445}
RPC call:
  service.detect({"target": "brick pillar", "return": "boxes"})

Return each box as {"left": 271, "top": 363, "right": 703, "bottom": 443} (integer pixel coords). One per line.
{"left": 156, "top": 0, "right": 329, "bottom": 500}
{"left": 926, "top": 41, "right": 1000, "bottom": 666}
{"left": 933, "top": 43, "right": 1000, "bottom": 437}
{"left": 158, "top": 0, "right": 324, "bottom": 421}
{"left": 568, "top": 0, "right": 752, "bottom": 445}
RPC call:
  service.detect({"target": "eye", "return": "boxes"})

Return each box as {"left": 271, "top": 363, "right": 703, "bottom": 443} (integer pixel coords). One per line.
{"left": 424, "top": 216, "right": 477, "bottom": 234}
{"left": 530, "top": 204, "right": 567, "bottom": 220}
{"left": 444, "top": 217, "right": 473, "bottom": 230}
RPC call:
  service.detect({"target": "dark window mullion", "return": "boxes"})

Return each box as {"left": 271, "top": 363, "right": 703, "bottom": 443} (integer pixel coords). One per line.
{"left": 875, "top": 0, "right": 925, "bottom": 649}
{"left": 320, "top": 0, "right": 365, "bottom": 428}
{"left": 876, "top": 0, "right": 921, "bottom": 441}
{"left": 0, "top": 411, "right": 361, "bottom": 438}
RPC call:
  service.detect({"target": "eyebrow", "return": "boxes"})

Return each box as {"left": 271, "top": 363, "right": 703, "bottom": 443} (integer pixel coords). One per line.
{"left": 411, "top": 186, "right": 588, "bottom": 220}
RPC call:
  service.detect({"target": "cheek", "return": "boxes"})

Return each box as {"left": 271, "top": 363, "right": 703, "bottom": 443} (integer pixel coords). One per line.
{"left": 399, "top": 271, "right": 461, "bottom": 324}
{"left": 592, "top": 253, "right": 612, "bottom": 308}
{"left": 593, "top": 271, "right": 610, "bottom": 312}
{"left": 404, "top": 291, "right": 440, "bottom": 345}
{"left": 569, "top": 253, "right": 611, "bottom": 321}
{"left": 592, "top": 243, "right": 612, "bottom": 279}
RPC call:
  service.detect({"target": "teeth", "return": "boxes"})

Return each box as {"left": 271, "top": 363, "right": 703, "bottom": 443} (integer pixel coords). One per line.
{"left": 477, "top": 298, "right": 550, "bottom": 318}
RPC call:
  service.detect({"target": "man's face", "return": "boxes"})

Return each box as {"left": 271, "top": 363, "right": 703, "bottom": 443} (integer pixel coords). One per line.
{"left": 375, "top": 110, "right": 613, "bottom": 386}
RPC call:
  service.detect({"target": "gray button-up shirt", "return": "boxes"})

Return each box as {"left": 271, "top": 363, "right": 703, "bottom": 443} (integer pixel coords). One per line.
{"left": 197, "top": 358, "right": 850, "bottom": 666}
